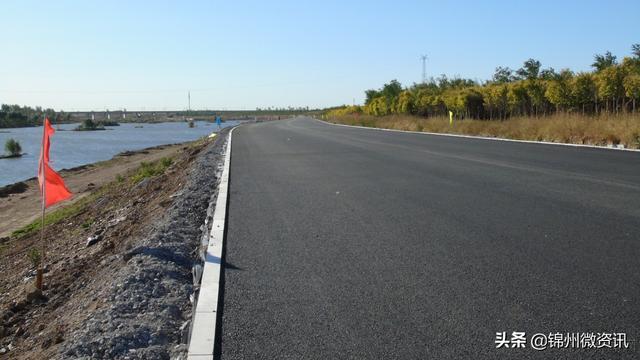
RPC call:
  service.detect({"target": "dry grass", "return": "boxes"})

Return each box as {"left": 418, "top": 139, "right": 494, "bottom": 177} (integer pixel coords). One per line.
{"left": 327, "top": 113, "right": 640, "bottom": 149}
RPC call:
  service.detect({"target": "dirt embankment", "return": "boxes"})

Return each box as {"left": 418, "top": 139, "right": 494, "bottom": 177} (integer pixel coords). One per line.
{"left": 0, "top": 143, "right": 190, "bottom": 239}
{"left": 0, "top": 130, "right": 229, "bottom": 359}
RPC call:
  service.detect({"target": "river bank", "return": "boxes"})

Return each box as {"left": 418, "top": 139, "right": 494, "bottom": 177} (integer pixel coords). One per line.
{"left": 0, "top": 121, "right": 238, "bottom": 187}
{"left": 0, "top": 129, "right": 229, "bottom": 359}
{"left": 0, "top": 141, "right": 193, "bottom": 238}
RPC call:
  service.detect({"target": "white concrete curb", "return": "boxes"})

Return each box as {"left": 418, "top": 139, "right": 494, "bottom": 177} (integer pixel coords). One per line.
{"left": 187, "top": 127, "right": 234, "bottom": 359}
{"left": 316, "top": 118, "right": 640, "bottom": 153}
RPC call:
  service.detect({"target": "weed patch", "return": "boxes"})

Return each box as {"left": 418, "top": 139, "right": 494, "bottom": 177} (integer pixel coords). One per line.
{"left": 130, "top": 157, "right": 173, "bottom": 183}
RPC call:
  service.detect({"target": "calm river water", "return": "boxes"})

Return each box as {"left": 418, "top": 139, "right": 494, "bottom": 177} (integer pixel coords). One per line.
{"left": 0, "top": 121, "right": 237, "bottom": 186}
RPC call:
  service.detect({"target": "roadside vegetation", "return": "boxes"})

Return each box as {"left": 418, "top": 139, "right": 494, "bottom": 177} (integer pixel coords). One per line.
{"left": 11, "top": 190, "right": 98, "bottom": 238}
{"left": 327, "top": 113, "right": 640, "bottom": 148}
{"left": 326, "top": 44, "right": 640, "bottom": 148}
{"left": 10, "top": 156, "right": 174, "bottom": 238}
{"left": 130, "top": 157, "right": 173, "bottom": 183}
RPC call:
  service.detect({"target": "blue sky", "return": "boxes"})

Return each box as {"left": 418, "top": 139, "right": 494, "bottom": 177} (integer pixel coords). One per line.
{"left": 0, "top": 0, "right": 638, "bottom": 111}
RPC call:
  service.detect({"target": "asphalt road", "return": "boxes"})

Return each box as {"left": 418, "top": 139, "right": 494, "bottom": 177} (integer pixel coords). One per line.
{"left": 219, "top": 117, "right": 640, "bottom": 359}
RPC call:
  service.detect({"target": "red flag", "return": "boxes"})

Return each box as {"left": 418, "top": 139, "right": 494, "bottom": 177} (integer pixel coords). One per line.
{"left": 38, "top": 117, "right": 72, "bottom": 208}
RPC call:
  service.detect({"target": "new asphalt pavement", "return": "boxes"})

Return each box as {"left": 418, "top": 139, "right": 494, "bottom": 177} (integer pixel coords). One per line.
{"left": 219, "top": 116, "right": 640, "bottom": 359}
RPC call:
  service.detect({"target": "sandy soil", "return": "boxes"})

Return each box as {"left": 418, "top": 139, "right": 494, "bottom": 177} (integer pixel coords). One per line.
{"left": 0, "top": 143, "right": 187, "bottom": 238}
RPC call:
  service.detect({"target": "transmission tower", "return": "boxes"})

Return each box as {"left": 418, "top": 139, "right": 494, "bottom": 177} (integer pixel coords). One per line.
{"left": 421, "top": 55, "right": 428, "bottom": 83}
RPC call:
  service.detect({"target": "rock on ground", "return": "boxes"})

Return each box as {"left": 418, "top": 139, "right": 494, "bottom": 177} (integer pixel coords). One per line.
{"left": 62, "top": 130, "right": 229, "bottom": 360}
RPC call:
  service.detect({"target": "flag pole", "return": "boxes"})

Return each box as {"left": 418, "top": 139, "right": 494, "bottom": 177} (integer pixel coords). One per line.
{"left": 36, "top": 116, "right": 47, "bottom": 290}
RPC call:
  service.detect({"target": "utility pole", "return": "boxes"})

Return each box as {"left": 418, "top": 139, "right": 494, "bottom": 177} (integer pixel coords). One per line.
{"left": 188, "top": 91, "right": 191, "bottom": 113}
{"left": 421, "top": 54, "right": 428, "bottom": 84}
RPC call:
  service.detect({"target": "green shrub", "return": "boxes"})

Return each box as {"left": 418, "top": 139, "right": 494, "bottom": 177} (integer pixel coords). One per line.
{"left": 11, "top": 193, "right": 95, "bottom": 238}
{"left": 4, "top": 138, "right": 22, "bottom": 156}
{"left": 131, "top": 157, "right": 173, "bottom": 183}
{"left": 75, "top": 119, "right": 105, "bottom": 131}
{"left": 27, "top": 247, "right": 42, "bottom": 268}
{"left": 160, "top": 157, "right": 173, "bottom": 168}
{"left": 81, "top": 218, "right": 93, "bottom": 229}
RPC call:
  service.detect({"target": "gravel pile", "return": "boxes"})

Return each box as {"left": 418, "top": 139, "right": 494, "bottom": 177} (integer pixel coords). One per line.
{"left": 63, "top": 130, "right": 229, "bottom": 360}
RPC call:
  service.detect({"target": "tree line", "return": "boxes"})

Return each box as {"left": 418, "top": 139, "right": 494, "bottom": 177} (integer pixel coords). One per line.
{"left": 0, "top": 104, "right": 70, "bottom": 128}
{"left": 333, "top": 44, "right": 640, "bottom": 120}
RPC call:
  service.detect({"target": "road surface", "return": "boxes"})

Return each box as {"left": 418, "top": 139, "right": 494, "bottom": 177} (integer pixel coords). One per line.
{"left": 219, "top": 117, "right": 640, "bottom": 359}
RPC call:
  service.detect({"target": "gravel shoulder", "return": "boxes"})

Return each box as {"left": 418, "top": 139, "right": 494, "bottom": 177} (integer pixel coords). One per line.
{"left": 0, "top": 129, "right": 230, "bottom": 359}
